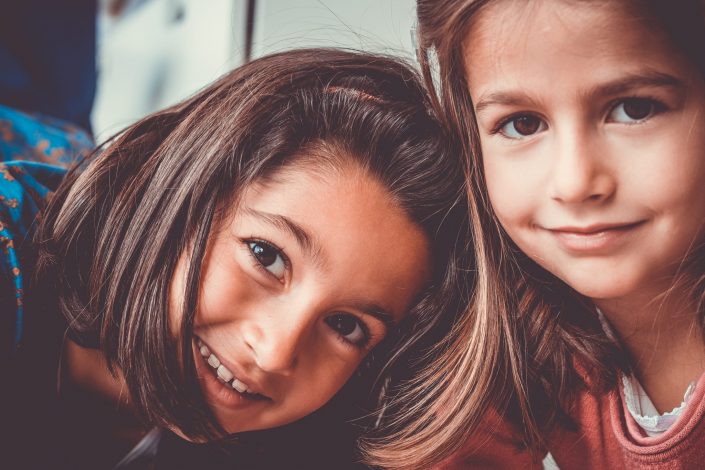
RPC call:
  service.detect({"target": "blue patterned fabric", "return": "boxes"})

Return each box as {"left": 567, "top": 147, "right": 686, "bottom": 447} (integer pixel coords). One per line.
{"left": 0, "top": 104, "right": 93, "bottom": 166}
{"left": 0, "top": 105, "right": 93, "bottom": 347}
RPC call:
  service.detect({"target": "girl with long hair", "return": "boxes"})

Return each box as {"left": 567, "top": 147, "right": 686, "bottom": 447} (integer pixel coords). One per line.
{"left": 1, "top": 48, "right": 468, "bottom": 469}
{"left": 364, "top": 1, "right": 705, "bottom": 468}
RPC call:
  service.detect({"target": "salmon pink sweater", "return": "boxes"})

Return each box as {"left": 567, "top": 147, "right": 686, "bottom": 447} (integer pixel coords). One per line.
{"left": 439, "top": 373, "right": 705, "bottom": 469}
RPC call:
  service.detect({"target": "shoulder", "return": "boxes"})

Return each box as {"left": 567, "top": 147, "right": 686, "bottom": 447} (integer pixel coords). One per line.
{"left": 435, "top": 407, "right": 546, "bottom": 470}
{"left": 0, "top": 106, "right": 93, "bottom": 348}
{"left": 0, "top": 161, "right": 67, "bottom": 231}
{"left": 0, "top": 160, "right": 68, "bottom": 348}
{"left": 0, "top": 103, "right": 93, "bottom": 241}
{"left": 0, "top": 161, "right": 68, "bottom": 263}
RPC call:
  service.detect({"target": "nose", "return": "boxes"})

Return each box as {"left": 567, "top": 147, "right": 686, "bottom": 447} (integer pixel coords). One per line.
{"left": 242, "top": 301, "right": 316, "bottom": 375}
{"left": 549, "top": 127, "right": 616, "bottom": 204}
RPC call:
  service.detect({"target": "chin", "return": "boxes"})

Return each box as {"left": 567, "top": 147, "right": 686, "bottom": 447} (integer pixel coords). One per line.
{"left": 558, "top": 271, "right": 642, "bottom": 303}
{"left": 571, "top": 285, "right": 629, "bottom": 302}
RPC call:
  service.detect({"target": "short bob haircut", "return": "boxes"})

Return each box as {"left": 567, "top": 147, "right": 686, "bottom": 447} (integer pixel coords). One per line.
{"left": 37, "top": 48, "right": 469, "bottom": 440}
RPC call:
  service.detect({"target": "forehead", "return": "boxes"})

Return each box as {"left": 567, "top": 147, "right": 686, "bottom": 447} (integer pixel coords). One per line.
{"left": 463, "top": 0, "right": 692, "bottom": 97}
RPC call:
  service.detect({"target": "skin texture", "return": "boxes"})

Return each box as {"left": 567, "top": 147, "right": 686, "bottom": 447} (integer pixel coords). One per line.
{"left": 465, "top": 0, "right": 705, "bottom": 410}
{"left": 169, "top": 161, "right": 431, "bottom": 434}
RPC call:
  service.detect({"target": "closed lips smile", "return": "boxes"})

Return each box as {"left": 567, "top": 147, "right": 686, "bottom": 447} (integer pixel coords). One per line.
{"left": 544, "top": 221, "right": 645, "bottom": 252}
{"left": 548, "top": 221, "right": 645, "bottom": 235}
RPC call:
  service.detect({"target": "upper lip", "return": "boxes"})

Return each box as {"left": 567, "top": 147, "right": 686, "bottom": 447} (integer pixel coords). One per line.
{"left": 196, "top": 336, "right": 270, "bottom": 398}
{"left": 547, "top": 221, "right": 644, "bottom": 234}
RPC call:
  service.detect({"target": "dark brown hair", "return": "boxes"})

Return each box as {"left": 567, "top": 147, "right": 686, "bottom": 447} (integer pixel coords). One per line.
{"left": 362, "top": 1, "right": 705, "bottom": 468}
{"left": 36, "top": 49, "right": 469, "bottom": 441}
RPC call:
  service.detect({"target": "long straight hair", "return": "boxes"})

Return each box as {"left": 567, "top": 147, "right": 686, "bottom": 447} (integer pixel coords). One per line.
{"left": 36, "top": 48, "right": 469, "bottom": 442}
{"left": 363, "top": 1, "right": 705, "bottom": 468}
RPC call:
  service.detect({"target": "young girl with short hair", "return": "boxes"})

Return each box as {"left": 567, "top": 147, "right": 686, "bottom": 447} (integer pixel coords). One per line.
{"left": 364, "top": 1, "right": 705, "bottom": 468}
{"left": 1, "top": 48, "right": 468, "bottom": 469}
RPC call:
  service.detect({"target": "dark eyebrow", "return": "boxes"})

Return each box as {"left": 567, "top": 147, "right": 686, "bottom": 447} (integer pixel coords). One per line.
{"left": 350, "top": 301, "right": 396, "bottom": 329}
{"left": 243, "top": 207, "right": 324, "bottom": 267}
{"left": 581, "top": 71, "right": 685, "bottom": 101}
{"left": 474, "top": 91, "right": 541, "bottom": 114}
{"left": 474, "top": 71, "right": 685, "bottom": 115}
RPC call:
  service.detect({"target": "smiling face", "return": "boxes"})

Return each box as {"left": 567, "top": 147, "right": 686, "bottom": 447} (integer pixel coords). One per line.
{"left": 169, "top": 158, "right": 430, "bottom": 434}
{"left": 464, "top": 0, "right": 705, "bottom": 305}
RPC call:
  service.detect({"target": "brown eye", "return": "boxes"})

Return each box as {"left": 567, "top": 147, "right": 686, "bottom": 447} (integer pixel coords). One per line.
{"left": 499, "top": 114, "right": 546, "bottom": 139}
{"left": 514, "top": 116, "right": 541, "bottom": 135}
{"left": 325, "top": 314, "right": 368, "bottom": 347}
{"left": 610, "top": 98, "right": 659, "bottom": 123}
{"left": 622, "top": 99, "right": 653, "bottom": 120}
{"left": 248, "top": 241, "right": 287, "bottom": 280}
{"left": 250, "top": 242, "right": 277, "bottom": 265}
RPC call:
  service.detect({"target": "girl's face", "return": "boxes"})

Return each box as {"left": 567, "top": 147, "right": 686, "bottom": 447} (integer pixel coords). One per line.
{"left": 170, "top": 160, "right": 430, "bottom": 434}
{"left": 465, "top": 0, "right": 705, "bottom": 304}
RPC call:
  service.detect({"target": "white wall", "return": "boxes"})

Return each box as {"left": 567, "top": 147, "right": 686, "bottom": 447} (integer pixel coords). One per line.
{"left": 91, "top": 0, "right": 417, "bottom": 142}
{"left": 251, "top": 0, "right": 416, "bottom": 59}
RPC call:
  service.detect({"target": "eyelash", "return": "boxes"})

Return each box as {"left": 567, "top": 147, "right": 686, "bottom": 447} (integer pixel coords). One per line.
{"left": 330, "top": 314, "right": 374, "bottom": 350}
{"left": 606, "top": 95, "right": 668, "bottom": 123}
{"left": 244, "top": 238, "right": 291, "bottom": 282}
{"left": 489, "top": 95, "right": 669, "bottom": 137}
{"left": 490, "top": 112, "right": 541, "bottom": 136}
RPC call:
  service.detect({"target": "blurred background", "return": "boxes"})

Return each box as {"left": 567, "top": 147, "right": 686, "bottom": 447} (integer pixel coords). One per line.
{"left": 1, "top": 0, "right": 417, "bottom": 142}
{"left": 93, "top": 0, "right": 417, "bottom": 142}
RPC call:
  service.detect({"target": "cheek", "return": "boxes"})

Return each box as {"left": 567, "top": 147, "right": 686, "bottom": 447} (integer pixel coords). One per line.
{"left": 652, "top": 106, "right": 705, "bottom": 200}
{"left": 483, "top": 155, "right": 536, "bottom": 228}
{"left": 168, "top": 243, "right": 252, "bottom": 333}
{"left": 197, "top": 255, "right": 258, "bottom": 325}
{"left": 619, "top": 129, "right": 705, "bottom": 214}
{"left": 312, "top": 365, "right": 354, "bottom": 399}
{"left": 286, "top": 355, "right": 359, "bottom": 418}
{"left": 643, "top": 169, "right": 705, "bottom": 252}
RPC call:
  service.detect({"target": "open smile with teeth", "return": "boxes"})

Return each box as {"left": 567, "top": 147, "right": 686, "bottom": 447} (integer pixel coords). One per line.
{"left": 196, "top": 337, "right": 269, "bottom": 400}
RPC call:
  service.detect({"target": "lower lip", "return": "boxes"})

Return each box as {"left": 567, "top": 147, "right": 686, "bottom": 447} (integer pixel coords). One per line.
{"left": 192, "top": 339, "right": 265, "bottom": 409}
{"left": 547, "top": 222, "right": 644, "bottom": 253}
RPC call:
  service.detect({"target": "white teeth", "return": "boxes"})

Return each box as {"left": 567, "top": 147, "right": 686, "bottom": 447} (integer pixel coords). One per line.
{"left": 216, "top": 364, "right": 233, "bottom": 382}
{"left": 197, "top": 339, "right": 256, "bottom": 395}
{"left": 232, "top": 378, "right": 248, "bottom": 393}
{"left": 207, "top": 354, "right": 220, "bottom": 369}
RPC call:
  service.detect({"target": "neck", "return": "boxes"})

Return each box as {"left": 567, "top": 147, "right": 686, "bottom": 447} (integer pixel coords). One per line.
{"left": 595, "top": 283, "right": 705, "bottom": 413}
